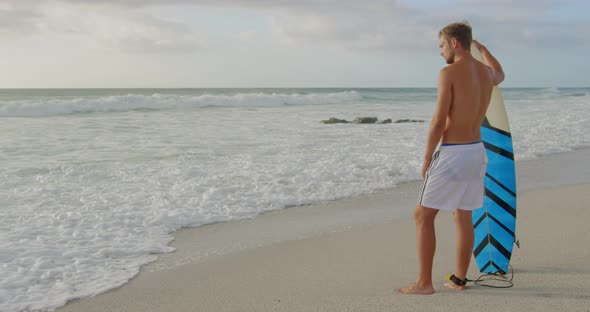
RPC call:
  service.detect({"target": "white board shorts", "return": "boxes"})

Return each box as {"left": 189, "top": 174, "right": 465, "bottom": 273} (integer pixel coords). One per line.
{"left": 418, "top": 141, "right": 488, "bottom": 211}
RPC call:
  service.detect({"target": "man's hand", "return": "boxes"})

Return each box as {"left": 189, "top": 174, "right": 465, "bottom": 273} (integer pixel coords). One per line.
{"left": 421, "top": 157, "right": 432, "bottom": 179}
{"left": 472, "top": 39, "right": 484, "bottom": 51}
{"left": 472, "top": 39, "right": 505, "bottom": 85}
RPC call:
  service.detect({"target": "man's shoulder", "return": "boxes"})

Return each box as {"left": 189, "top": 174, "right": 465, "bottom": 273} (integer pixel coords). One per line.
{"left": 472, "top": 58, "right": 493, "bottom": 73}
{"left": 439, "top": 65, "right": 453, "bottom": 75}
{"left": 438, "top": 65, "right": 457, "bottom": 82}
{"left": 440, "top": 62, "right": 462, "bottom": 75}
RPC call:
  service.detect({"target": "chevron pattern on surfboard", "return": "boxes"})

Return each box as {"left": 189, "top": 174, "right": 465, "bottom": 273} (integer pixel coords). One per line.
{"left": 472, "top": 117, "right": 517, "bottom": 274}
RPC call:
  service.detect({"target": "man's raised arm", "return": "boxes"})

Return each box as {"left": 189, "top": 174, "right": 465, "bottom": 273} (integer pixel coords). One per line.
{"left": 472, "top": 40, "right": 505, "bottom": 85}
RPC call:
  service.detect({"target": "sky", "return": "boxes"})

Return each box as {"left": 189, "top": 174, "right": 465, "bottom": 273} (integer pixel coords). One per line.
{"left": 0, "top": 0, "right": 589, "bottom": 88}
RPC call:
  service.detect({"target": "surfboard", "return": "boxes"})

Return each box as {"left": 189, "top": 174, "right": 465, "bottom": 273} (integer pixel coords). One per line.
{"left": 471, "top": 45, "right": 517, "bottom": 274}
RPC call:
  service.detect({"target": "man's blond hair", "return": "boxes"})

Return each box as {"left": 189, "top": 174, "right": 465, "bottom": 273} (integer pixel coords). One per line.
{"left": 439, "top": 21, "right": 472, "bottom": 51}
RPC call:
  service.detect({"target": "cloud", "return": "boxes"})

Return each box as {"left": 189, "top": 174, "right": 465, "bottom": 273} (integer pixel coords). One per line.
{"left": 0, "top": 3, "right": 43, "bottom": 34}
{"left": 1, "top": 0, "right": 589, "bottom": 53}
{"left": 0, "top": 1, "right": 205, "bottom": 53}
{"left": 261, "top": 0, "right": 590, "bottom": 51}
{"left": 237, "top": 30, "right": 258, "bottom": 43}
{"left": 159, "top": 0, "right": 589, "bottom": 51}
{"left": 67, "top": 9, "right": 202, "bottom": 53}
{"left": 266, "top": 6, "right": 442, "bottom": 51}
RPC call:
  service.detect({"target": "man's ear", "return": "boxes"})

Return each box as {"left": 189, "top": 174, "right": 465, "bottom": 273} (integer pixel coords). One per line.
{"left": 451, "top": 37, "right": 458, "bottom": 48}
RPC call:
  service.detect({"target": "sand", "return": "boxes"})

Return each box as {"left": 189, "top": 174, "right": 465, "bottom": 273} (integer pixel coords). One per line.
{"left": 56, "top": 151, "right": 590, "bottom": 312}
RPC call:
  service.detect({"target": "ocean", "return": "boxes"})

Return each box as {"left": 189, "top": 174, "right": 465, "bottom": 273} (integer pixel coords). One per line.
{"left": 1, "top": 87, "right": 589, "bottom": 311}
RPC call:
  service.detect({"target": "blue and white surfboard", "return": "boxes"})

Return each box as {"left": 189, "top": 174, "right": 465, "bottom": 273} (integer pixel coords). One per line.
{"left": 471, "top": 46, "right": 517, "bottom": 274}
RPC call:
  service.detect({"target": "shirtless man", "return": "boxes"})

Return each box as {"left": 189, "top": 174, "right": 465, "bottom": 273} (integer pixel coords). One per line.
{"left": 399, "top": 21, "right": 504, "bottom": 294}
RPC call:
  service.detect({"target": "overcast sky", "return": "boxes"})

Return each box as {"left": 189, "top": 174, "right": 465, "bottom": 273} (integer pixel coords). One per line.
{"left": 1, "top": 0, "right": 588, "bottom": 88}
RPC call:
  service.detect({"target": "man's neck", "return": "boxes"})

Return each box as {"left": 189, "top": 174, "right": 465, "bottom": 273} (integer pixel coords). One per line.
{"left": 453, "top": 49, "right": 471, "bottom": 63}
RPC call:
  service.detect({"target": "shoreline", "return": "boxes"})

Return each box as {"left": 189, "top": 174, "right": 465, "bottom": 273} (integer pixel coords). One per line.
{"left": 147, "top": 147, "right": 590, "bottom": 273}
{"left": 52, "top": 148, "right": 590, "bottom": 311}
{"left": 56, "top": 183, "right": 590, "bottom": 312}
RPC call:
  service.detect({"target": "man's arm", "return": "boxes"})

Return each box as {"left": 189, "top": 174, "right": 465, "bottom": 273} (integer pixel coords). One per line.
{"left": 472, "top": 40, "right": 505, "bottom": 85}
{"left": 422, "top": 68, "right": 452, "bottom": 178}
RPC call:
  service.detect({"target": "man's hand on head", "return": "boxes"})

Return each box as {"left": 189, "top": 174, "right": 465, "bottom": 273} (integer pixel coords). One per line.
{"left": 471, "top": 40, "right": 484, "bottom": 51}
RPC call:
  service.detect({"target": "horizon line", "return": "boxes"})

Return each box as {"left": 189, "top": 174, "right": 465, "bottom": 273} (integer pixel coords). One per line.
{"left": 1, "top": 86, "right": 588, "bottom": 90}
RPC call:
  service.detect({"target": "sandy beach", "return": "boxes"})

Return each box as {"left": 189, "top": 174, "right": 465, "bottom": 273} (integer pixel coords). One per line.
{"left": 51, "top": 149, "right": 590, "bottom": 312}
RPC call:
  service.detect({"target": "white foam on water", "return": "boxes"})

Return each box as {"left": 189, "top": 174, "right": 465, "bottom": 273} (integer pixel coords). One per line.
{"left": 1, "top": 100, "right": 428, "bottom": 312}
{"left": 506, "top": 90, "right": 590, "bottom": 159}
{"left": 0, "top": 91, "right": 362, "bottom": 117}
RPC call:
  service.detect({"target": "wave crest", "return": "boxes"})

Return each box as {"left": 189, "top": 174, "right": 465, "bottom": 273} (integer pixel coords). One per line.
{"left": 0, "top": 91, "right": 362, "bottom": 117}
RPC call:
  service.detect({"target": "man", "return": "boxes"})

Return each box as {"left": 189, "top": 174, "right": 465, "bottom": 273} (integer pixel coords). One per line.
{"left": 399, "top": 21, "right": 505, "bottom": 294}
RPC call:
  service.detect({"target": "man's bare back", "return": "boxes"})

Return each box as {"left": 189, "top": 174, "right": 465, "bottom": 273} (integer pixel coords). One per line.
{"left": 441, "top": 57, "right": 493, "bottom": 144}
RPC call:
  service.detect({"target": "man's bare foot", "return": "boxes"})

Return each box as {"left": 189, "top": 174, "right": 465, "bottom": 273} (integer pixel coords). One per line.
{"left": 398, "top": 282, "right": 435, "bottom": 295}
{"left": 443, "top": 282, "right": 465, "bottom": 291}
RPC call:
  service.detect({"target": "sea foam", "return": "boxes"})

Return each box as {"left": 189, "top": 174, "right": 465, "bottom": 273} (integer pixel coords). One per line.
{"left": 0, "top": 91, "right": 362, "bottom": 117}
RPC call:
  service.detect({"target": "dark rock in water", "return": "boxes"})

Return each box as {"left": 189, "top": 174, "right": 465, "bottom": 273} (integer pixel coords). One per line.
{"left": 394, "top": 119, "right": 425, "bottom": 123}
{"left": 320, "top": 117, "right": 421, "bottom": 124}
{"left": 352, "top": 117, "right": 378, "bottom": 124}
{"left": 320, "top": 117, "right": 350, "bottom": 124}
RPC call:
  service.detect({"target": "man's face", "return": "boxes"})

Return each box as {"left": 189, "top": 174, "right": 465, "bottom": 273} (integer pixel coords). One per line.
{"left": 439, "top": 36, "right": 454, "bottom": 64}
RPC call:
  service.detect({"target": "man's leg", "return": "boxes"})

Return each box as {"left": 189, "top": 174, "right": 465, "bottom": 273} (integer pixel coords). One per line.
{"left": 445, "top": 209, "right": 474, "bottom": 290}
{"left": 399, "top": 204, "right": 438, "bottom": 294}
